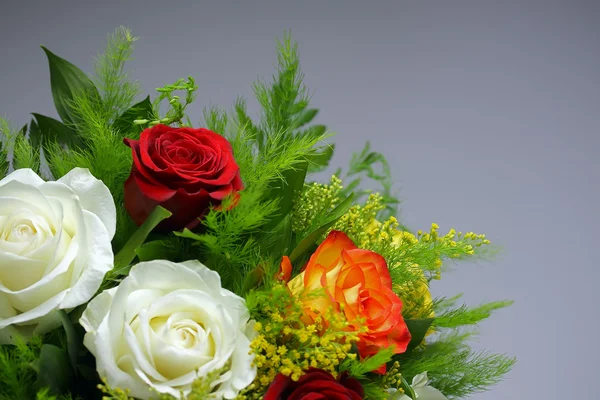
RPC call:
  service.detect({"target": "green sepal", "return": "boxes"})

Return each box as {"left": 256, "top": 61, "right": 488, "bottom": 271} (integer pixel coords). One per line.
{"left": 288, "top": 192, "right": 354, "bottom": 263}
{"left": 30, "top": 113, "right": 81, "bottom": 148}
{"left": 32, "top": 344, "right": 73, "bottom": 395}
{"left": 41, "top": 46, "right": 100, "bottom": 127}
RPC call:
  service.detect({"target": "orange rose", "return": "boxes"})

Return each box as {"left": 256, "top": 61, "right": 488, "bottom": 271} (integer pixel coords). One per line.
{"left": 280, "top": 231, "right": 411, "bottom": 364}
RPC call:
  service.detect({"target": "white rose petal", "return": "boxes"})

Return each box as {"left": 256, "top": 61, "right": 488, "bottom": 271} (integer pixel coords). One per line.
{"left": 80, "top": 260, "right": 256, "bottom": 400}
{"left": 0, "top": 168, "right": 115, "bottom": 343}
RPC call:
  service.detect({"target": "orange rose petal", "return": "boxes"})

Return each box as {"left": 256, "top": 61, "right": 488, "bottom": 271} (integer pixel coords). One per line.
{"left": 301, "top": 263, "right": 337, "bottom": 315}
{"left": 340, "top": 283, "right": 362, "bottom": 321}
{"left": 363, "top": 296, "right": 387, "bottom": 325}
{"left": 355, "top": 263, "right": 383, "bottom": 291}
{"left": 344, "top": 249, "right": 392, "bottom": 288}
{"left": 337, "top": 263, "right": 366, "bottom": 290}
{"left": 311, "top": 231, "right": 357, "bottom": 272}
{"left": 323, "top": 262, "right": 344, "bottom": 296}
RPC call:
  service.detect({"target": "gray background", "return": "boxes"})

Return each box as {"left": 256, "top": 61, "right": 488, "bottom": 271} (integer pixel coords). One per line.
{"left": 1, "top": 1, "right": 598, "bottom": 398}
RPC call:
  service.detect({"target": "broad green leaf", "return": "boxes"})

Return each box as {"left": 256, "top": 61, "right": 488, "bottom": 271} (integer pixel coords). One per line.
{"left": 292, "top": 108, "right": 318, "bottom": 129}
{"left": 109, "top": 206, "right": 172, "bottom": 279}
{"left": 289, "top": 192, "right": 354, "bottom": 263}
{"left": 307, "top": 144, "right": 335, "bottom": 173}
{"left": 405, "top": 318, "right": 434, "bottom": 352}
{"left": 33, "top": 344, "right": 72, "bottom": 395}
{"left": 135, "top": 240, "right": 170, "bottom": 262}
{"left": 264, "top": 214, "right": 293, "bottom": 259}
{"left": 18, "top": 123, "right": 28, "bottom": 136}
{"left": 241, "top": 265, "right": 266, "bottom": 295}
{"left": 265, "top": 161, "right": 308, "bottom": 229}
{"left": 58, "top": 310, "right": 79, "bottom": 371}
{"left": 30, "top": 113, "right": 81, "bottom": 148}
{"left": 113, "top": 96, "right": 153, "bottom": 137}
{"left": 41, "top": 46, "right": 100, "bottom": 126}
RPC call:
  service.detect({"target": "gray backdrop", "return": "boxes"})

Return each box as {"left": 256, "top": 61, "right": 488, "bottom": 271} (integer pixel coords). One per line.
{"left": 1, "top": 1, "right": 598, "bottom": 398}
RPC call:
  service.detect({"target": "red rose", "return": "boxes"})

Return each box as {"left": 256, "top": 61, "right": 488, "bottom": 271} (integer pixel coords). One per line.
{"left": 123, "top": 124, "right": 243, "bottom": 231}
{"left": 264, "top": 369, "right": 364, "bottom": 400}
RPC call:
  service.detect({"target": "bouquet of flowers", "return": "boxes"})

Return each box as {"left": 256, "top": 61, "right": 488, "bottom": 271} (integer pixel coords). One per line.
{"left": 0, "top": 27, "right": 515, "bottom": 400}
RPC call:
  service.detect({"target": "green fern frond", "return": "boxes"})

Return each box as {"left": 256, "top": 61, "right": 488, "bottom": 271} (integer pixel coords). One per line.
{"left": 94, "top": 26, "right": 141, "bottom": 122}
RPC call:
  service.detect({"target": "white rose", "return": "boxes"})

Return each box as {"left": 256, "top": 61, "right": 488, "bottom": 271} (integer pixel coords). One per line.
{"left": 0, "top": 168, "right": 116, "bottom": 343}
{"left": 387, "top": 373, "right": 448, "bottom": 400}
{"left": 80, "top": 259, "right": 257, "bottom": 399}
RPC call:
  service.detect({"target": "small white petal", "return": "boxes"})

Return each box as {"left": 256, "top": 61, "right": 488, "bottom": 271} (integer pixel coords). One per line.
{"left": 57, "top": 168, "right": 116, "bottom": 238}
{"left": 0, "top": 290, "right": 67, "bottom": 331}
{"left": 80, "top": 289, "right": 116, "bottom": 331}
{"left": 412, "top": 372, "right": 430, "bottom": 388}
{"left": 95, "top": 316, "right": 152, "bottom": 400}
{"left": 0, "top": 168, "right": 45, "bottom": 187}
{"left": 60, "top": 211, "right": 113, "bottom": 309}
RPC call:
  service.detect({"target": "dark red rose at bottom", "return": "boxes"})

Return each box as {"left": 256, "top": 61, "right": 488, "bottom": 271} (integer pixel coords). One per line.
{"left": 264, "top": 369, "right": 364, "bottom": 400}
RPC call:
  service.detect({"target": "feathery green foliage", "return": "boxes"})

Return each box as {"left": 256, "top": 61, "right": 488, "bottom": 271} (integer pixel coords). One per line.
{"left": 93, "top": 26, "right": 140, "bottom": 122}
{"left": 45, "top": 90, "right": 136, "bottom": 250}
{"left": 340, "top": 347, "right": 395, "bottom": 379}
{"left": 397, "top": 332, "right": 516, "bottom": 399}
{"left": 336, "top": 141, "right": 400, "bottom": 219}
{"left": 0, "top": 118, "right": 13, "bottom": 177}
{"left": 176, "top": 34, "right": 329, "bottom": 291}
{"left": 0, "top": 336, "right": 42, "bottom": 399}
{"left": 42, "top": 27, "right": 146, "bottom": 250}
{"left": 433, "top": 298, "right": 514, "bottom": 329}
{"left": 12, "top": 133, "right": 40, "bottom": 173}
{"left": 252, "top": 31, "right": 311, "bottom": 139}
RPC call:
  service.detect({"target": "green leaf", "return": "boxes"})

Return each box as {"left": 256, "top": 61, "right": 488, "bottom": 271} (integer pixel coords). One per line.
{"left": 18, "top": 123, "right": 28, "bottom": 136}
{"left": 292, "top": 108, "right": 318, "bottom": 129}
{"left": 264, "top": 214, "right": 293, "bottom": 259}
{"left": 41, "top": 46, "right": 100, "bottom": 126}
{"left": 33, "top": 344, "right": 72, "bottom": 395}
{"left": 30, "top": 113, "right": 81, "bottom": 148}
{"left": 307, "top": 144, "right": 335, "bottom": 173}
{"left": 109, "top": 206, "right": 172, "bottom": 279}
{"left": 289, "top": 192, "right": 354, "bottom": 263}
{"left": 58, "top": 310, "right": 79, "bottom": 372}
{"left": 241, "top": 265, "right": 266, "bottom": 295}
{"left": 135, "top": 240, "right": 170, "bottom": 262}
{"left": 113, "top": 96, "right": 153, "bottom": 136}
{"left": 265, "top": 161, "right": 308, "bottom": 229}
{"left": 405, "top": 318, "right": 434, "bottom": 352}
